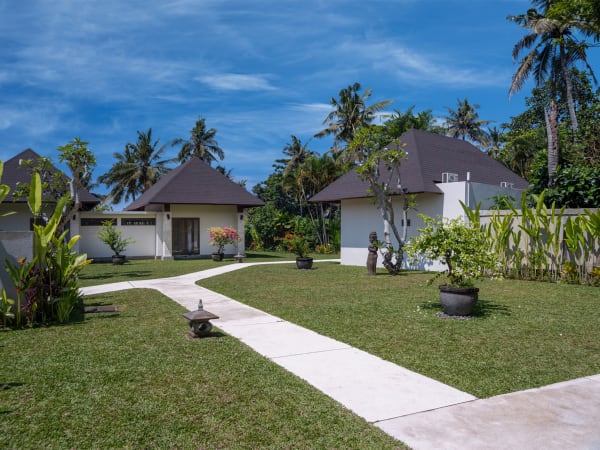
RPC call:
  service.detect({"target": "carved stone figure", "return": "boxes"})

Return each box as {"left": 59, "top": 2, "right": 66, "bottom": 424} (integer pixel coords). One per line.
{"left": 367, "top": 231, "right": 378, "bottom": 275}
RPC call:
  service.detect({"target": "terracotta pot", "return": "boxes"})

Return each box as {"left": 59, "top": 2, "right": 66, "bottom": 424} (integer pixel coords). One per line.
{"left": 439, "top": 285, "right": 479, "bottom": 316}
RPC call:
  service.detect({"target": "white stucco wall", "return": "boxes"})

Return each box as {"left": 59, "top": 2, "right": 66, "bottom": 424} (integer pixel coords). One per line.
{"left": 171, "top": 204, "right": 240, "bottom": 256}
{"left": 3, "top": 204, "right": 247, "bottom": 260}
{"left": 78, "top": 212, "right": 157, "bottom": 259}
{"left": 340, "top": 193, "right": 444, "bottom": 267}
{"left": 434, "top": 181, "right": 525, "bottom": 222}
{"left": 468, "top": 182, "right": 524, "bottom": 210}
{"left": 0, "top": 203, "right": 61, "bottom": 231}
{"left": 339, "top": 182, "right": 525, "bottom": 270}
{"left": 0, "top": 204, "right": 32, "bottom": 231}
{"left": 436, "top": 182, "right": 467, "bottom": 219}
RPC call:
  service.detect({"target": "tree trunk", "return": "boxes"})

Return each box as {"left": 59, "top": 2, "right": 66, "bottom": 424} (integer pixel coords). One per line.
{"left": 560, "top": 43, "right": 579, "bottom": 131}
{"left": 544, "top": 99, "right": 559, "bottom": 186}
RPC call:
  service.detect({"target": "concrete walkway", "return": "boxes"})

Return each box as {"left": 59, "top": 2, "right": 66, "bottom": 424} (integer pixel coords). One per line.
{"left": 81, "top": 261, "right": 600, "bottom": 449}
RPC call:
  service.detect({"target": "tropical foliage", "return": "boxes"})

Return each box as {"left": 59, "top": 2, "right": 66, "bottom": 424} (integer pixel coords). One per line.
{"left": 405, "top": 215, "right": 496, "bottom": 288}
{"left": 173, "top": 117, "right": 224, "bottom": 164}
{"left": 4, "top": 173, "right": 91, "bottom": 328}
{"left": 463, "top": 192, "right": 599, "bottom": 285}
{"left": 493, "top": 68, "right": 600, "bottom": 206}
{"left": 98, "top": 128, "right": 171, "bottom": 205}
{"left": 315, "top": 82, "right": 392, "bottom": 159}
{"left": 507, "top": 0, "right": 598, "bottom": 184}
{"left": 443, "top": 98, "right": 491, "bottom": 146}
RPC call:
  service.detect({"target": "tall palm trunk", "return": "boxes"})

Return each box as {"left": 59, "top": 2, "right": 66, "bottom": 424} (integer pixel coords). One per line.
{"left": 544, "top": 99, "right": 559, "bottom": 185}
{"left": 560, "top": 43, "right": 579, "bottom": 131}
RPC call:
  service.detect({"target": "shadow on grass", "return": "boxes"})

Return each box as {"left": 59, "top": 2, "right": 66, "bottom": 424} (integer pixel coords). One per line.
{"left": 473, "top": 299, "right": 511, "bottom": 317}
{"left": 1, "top": 382, "right": 24, "bottom": 390}
{"left": 245, "top": 252, "right": 288, "bottom": 259}
{"left": 418, "top": 298, "right": 511, "bottom": 318}
{"left": 185, "top": 331, "right": 227, "bottom": 340}
{"left": 372, "top": 270, "right": 414, "bottom": 276}
{"left": 79, "top": 270, "right": 153, "bottom": 281}
{"left": 1, "top": 382, "right": 24, "bottom": 413}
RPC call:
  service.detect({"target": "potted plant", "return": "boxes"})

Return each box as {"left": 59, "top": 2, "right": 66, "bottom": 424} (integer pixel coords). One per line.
{"left": 208, "top": 226, "right": 241, "bottom": 261}
{"left": 97, "top": 220, "right": 135, "bottom": 265}
{"left": 281, "top": 232, "right": 313, "bottom": 269}
{"left": 405, "top": 215, "right": 496, "bottom": 316}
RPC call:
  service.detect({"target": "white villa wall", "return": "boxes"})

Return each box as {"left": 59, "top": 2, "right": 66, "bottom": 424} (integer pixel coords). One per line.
{"left": 0, "top": 203, "right": 65, "bottom": 231}
{"left": 171, "top": 204, "right": 241, "bottom": 256}
{"left": 340, "top": 193, "right": 443, "bottom": 267}
{"left": 2, "top": 204, "right": 247, "bottom": 261}
{"left": 436, "top": 182, "right": 467, "bottom": 219}
{"left": 339, "top": 182, "right": 524, "bottom": 271}
{"left": 78, "top": 212, "right": 158, "bottom": 259}
{"left": 0, "top": 204, "right": 32, "bottom": 231}
{"left": 469, "top": 182, "right": 524, "bottom": 210}
{"left": 436, "top": 181, "right": 524, "bottom": 220}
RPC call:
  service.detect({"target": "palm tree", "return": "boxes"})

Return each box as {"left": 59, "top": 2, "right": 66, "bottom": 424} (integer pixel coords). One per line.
{"left": 98, "top": 128, "right": 171, "bottom": 204}
{"left": 384, "top": 106, "right": 440, "bottom": 138}
{"left": 173, "top": 118, "right": 224, "bottom": 164}
{"left": 315, "top": 82, "right": 392, "bottom": 149}
{"left": 508, "top": 2, "right": 597, "bottom": 132}
{"left": 485, "top": 127, "right": 505, "bottom": 159}
{"left": 280, "top": 135, "right": 313, "bottom": 176}
{"left": 282, "top": 153, "right": 340, "bottom": 246}
{"left": 279, "top": 136, "right": 313, "bottom": 215}
{"left": 444, "top": 98, "right": 491, "bottom": 146}
{"left": 508, "top": 1, "right": 597, "bottom": 184}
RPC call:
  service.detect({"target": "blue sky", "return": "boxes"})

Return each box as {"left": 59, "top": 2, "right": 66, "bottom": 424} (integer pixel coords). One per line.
{"left": 1, "top": 0, "right": 599, "bottom": 205}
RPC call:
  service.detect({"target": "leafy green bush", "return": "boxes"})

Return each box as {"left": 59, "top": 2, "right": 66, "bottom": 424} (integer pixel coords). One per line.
{"left": 97, "top": 220, "right": 134, "bottom": 256}
{"left": 406, "top": 215, "right": 497, "bottom": 288}
{"left": 4, "top": 173, "right": 91, "bottom": 327}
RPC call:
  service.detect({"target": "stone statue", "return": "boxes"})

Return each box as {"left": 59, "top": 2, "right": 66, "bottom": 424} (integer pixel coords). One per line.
{"left": 367, "top": 231, "right": 378, "bottom": 275}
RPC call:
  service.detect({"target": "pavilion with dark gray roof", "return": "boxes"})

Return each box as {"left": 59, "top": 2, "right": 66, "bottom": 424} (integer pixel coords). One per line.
{"left": 310, "top": 129, "right": 528, "bottom": 267}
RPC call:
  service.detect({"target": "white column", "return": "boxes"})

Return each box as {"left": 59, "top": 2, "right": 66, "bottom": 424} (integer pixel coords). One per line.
{"left": 237, "top": 209, "right": 246, "bottom": 256}
{"left": 162, "top": 211, "right": 173, "bottom": 260}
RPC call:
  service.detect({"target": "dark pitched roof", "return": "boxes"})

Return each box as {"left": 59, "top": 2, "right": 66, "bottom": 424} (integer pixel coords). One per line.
{"left": 3, "top": 149, "right": 100, "bottom": 206}
{"left": 125, "top": 157, "right": 264, "bottom": 211}
{"left": 310, "top": 129, "right": 529, "bottom": 202}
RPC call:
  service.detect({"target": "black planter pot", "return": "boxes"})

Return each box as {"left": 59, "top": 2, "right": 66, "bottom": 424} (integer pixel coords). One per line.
{"left": 211, "top": 252, "right": 224, "bottom": 262}
{"left": 112, "top": 255, "right": 126, "bottom": 265}
{"left": 295, "top": 257, "right": 314, "bottom": 270}
{"left": 439, "top": 285, "right": 479, "bottom": 316}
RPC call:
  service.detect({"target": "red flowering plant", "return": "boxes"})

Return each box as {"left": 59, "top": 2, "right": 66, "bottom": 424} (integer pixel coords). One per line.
{"left": 279, "top": 232, "right": 310, "bottom": 258}
{"left": 208, "top": 226, "right": 241, "bottom": 254}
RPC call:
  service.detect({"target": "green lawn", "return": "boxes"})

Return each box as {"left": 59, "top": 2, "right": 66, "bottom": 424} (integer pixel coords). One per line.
{"left": 78, "top": 251, "right": 339, "bottom": 287}
{"left": 7, "top": 257, "right": 597, "bottom": 447}
{"left": 0, "top": 288, "right": 403, "bottom": 449}
{"left": 199, "top": 262, "right": 600, "bottom": 398}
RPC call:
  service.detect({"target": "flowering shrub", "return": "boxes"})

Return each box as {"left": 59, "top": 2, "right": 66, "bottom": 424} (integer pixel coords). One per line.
{"left": 208, "top": 226, "right": 241, "bottom": 254}
{"left": 279, "top": 232, "right": 310, "bottom": 258}
{"left": 405, "top": 215, "right": 497, "bottom": 288}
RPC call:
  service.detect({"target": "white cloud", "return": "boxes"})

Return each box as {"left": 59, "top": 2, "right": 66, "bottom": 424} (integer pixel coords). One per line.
{"left": 196, "top": 73, "right": 277, "bottom": 92}
{"left": 288, "top": 103, "right": 331, "bottom": 114}
{"left": 341, "top": 41, "right": 510, "bottom": 88}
